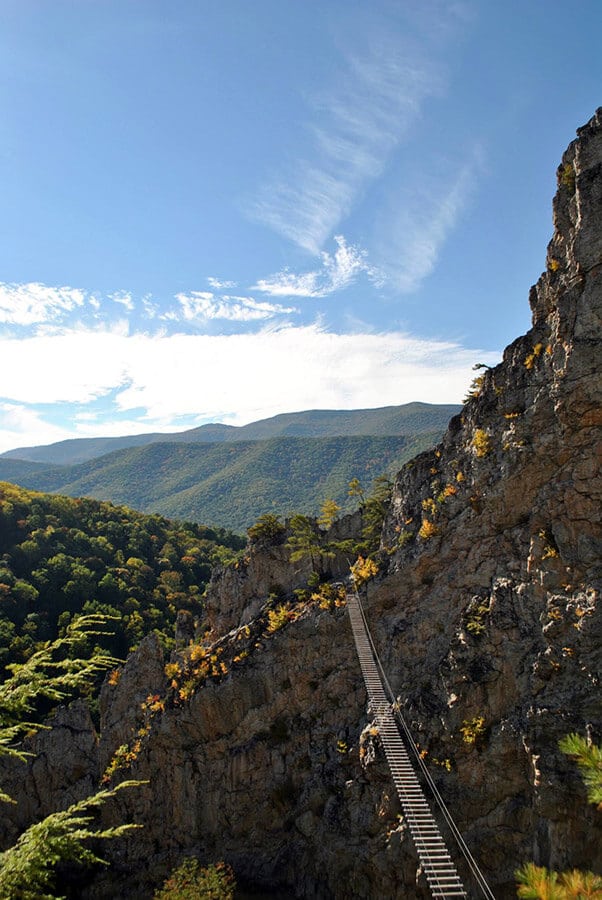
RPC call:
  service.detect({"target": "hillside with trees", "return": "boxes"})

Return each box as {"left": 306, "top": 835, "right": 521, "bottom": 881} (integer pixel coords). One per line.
{"left": 0, "top": 433, "right": 440, "bottom": 532}
{"left": 0, "top": 403, "right": 460, "bottom": 466}
{"left": 0, "top": 482, "right": 244, "bottom": 673}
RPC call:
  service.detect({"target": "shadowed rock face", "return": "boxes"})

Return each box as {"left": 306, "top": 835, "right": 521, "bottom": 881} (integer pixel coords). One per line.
{"left": 1, "top": 110, "right": 600, "bottom": 899}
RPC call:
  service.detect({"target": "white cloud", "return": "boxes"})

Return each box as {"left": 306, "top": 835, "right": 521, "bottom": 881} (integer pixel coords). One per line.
{"left": 175, "top": 291, "right": 297, "bottom": 321}
{"left": 0, "top": 326, "right": 130, "bottom": 404}
{"left": 253, "top": 235, "right": 381, "bottom": 298}
{"left": 0, "top": 281, "right": 86, "bottom": 325}
{"left": 106, "top": 326, "right": 499, "bottom": 421}
{"left": 207, "top": 277, "right": 237, "bottom": 289}
{"left": 110, "top": 291, "right": 135, "bottom": 311}
{"left": 376, "top": 151, "right": 481, "bottom": 292}
{"left": 248, "top": 30, "right": 445, "bottom": 253}
{"left": 0, "top": 324, "right": 500, "bottom": 452}
{"left": 0, "top": 403, "right": 75, "bottom": 453}
{"left": 0, "top": 402, "right": 189, "bottom": 454}
{"left": 142, "top": 294, "right": 159, "bottom": 318}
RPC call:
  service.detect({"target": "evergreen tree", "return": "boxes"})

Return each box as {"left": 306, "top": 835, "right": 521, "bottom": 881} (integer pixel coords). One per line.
{"left": 558, "top": 733, "right": 602, "bottom": 808}
{"left": 285, "top": 515, "right": 321, "bottom": 569}
{"left": 317, "top": 499, "right": 341, "bottom": 531}
{"left": 0, "top": 782, "right": 141, "bottom": 900}
{"left": 0, "top": 614, "right": 143, "bottom": 895}
{"left": 347, "top": 477, "right": 365, "bottom": 508}
{"left": 515, "top": 734, "right": 602, "bottom": 898}
{"left": 360, "top": 475, "right": 392, "bottom": 554}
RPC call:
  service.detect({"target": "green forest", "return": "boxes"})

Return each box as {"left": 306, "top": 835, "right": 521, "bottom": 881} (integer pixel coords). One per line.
{"left": 0, "top": 433, "right": 436, "bottom": 533}
{"left": 0, "top": 482, "right": 245, "bottom": 673}
{"left": 0, "top": 403, "right": 460, "bottom": 465}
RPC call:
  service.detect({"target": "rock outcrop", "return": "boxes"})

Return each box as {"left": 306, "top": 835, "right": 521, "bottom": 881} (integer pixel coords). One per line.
{"left": 1, "top": 110, "right": 600, "bottom": 899}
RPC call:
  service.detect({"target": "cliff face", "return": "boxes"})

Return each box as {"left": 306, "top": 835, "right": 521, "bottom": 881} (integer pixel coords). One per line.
{"left": 372, "top": 108, "right": 602, "bottom": 889}
{"left": 1, "top": 110, "right": 600, "bottom": 899}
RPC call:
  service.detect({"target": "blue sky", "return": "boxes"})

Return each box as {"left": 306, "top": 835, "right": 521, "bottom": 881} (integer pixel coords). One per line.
{"left": 0, "top": 0, "right": 600, "bottom": 453}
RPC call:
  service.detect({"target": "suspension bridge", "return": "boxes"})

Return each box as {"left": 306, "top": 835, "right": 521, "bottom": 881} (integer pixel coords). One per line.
{"left": 347, "top": 588, "right": 495, "bottom": 899}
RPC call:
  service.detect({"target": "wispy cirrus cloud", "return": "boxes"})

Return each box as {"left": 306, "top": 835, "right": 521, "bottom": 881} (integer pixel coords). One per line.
{"left": 207, "top": 277, "right": 237, "bottom": 290}
{"left": 174, "top": 291, "right": 297, "bottom": 322}
{"left": 253, "top": 235, "right": 381, "bottom": 298}
{"left": 142, "top": 294, "right": 160, "bottom": 319}
{"left": 0, "top": 278, "right": 297, "bottom": 330}
{"left": 0, "top": 281, "right": 86, "bottom": 325}
{"left": 375, "top": 149, "right": 482, "bottom": 292}
{"left": 248, "top": 28, "right": 445, "bottom": 254}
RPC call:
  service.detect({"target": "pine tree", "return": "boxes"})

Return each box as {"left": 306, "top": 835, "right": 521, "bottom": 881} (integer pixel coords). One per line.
{"left": 515, "top": 735, "right": 602, "bottom": 898}
{"left": 0, "top": 614, "right": 143, "bottom": 895}
{"left": 285, "top": 515, "right": 322, "bottom": 568}
{"left": 558, "top": 733, "right": 602, "bottom": 809}
{"left": 317, "top": 499, "right": 341, "bottom": 531}
{"left": 0, "top": 782, "right": 142, "bottom": 900}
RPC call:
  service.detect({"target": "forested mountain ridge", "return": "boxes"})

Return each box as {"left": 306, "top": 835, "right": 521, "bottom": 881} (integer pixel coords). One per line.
{"left": 0, "top": 432, "right": 441, "bottom": 532}
{"left": 0, "top": 402, "right": 459, "bottom": 465}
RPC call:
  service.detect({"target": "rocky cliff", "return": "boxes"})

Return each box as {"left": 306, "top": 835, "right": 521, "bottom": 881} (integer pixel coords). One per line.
{"left": 1, "top": 110, "right": 600, "bottom": 899}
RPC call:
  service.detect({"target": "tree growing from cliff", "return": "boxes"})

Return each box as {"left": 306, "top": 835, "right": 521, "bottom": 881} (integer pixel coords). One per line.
{"left": 247, "top": 513, "right": 286, "bottom": 545}
{"left": 285, "top": 514, "right": 322, "bottom": 570}
{"left": 0, "top": 614, "right": 142, "bottom": 896}
{"left": 358, "top": 475, "right": 392, "bottom": 555}
{"left": 348, "top": 477, "right": 365, "bottom": 508}
{"left": 154, "top": 858, "right": 236, "bottom": 899}
{"left": 515, "top": 734, "right": 602, "bottom": 898}
{"left": 285, "top": 513, "right": 337, "bottom": 583}
{"left": 317, "top": 498, "right": 340, "bottom": 531}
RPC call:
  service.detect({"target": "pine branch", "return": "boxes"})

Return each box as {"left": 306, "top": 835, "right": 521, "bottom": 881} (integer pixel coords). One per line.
{"left": 516, "top": 863, "right": 564, "bottom": 899}
{"left": 559, "top": 733, "right": 602, "bottom": 808}
{"left": 0, "top": 781, "right": 144, "bottom": 899}
{"left": 0, "top": 614, "right": 121, "bottom": 753}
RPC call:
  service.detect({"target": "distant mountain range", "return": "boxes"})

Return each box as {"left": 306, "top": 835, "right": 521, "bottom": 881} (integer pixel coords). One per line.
{"left": 0, "top": 403, "right": 460, "bottom": 531}
{"left": 1, "top": 403, "right": 459, "bottom": 465}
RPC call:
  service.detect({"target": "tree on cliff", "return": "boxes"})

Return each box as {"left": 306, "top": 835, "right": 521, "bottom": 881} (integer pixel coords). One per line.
{"left": 154, "top": 858, "right": 236, "bottom": 899}
{"left": 285, "top": 514, "right": 323, "bottom": 569}
{"left": 347, "top": 477, "right": 365, "bottom": 508}
{"left": 515, "top": 734, "right": 602, "bottom": 898}
{"left": 0, "top": 614, "right": 141, "bottom": 898}
{"left": 357, "top": 475, "right": 392, "bottom": 555}
{"left": 317, "top": 498, "right": 340, "bottom": 530}
{"left": 246, "top": 513, "right": 286, "bottom": 545}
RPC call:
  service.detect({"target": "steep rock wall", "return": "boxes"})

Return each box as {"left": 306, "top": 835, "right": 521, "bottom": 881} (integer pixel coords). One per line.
{"left": 1, "top": 110, "right": 600, "bottom": 899}
{"left": 373, "top": 107, "right": 602, "bottom": 891}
